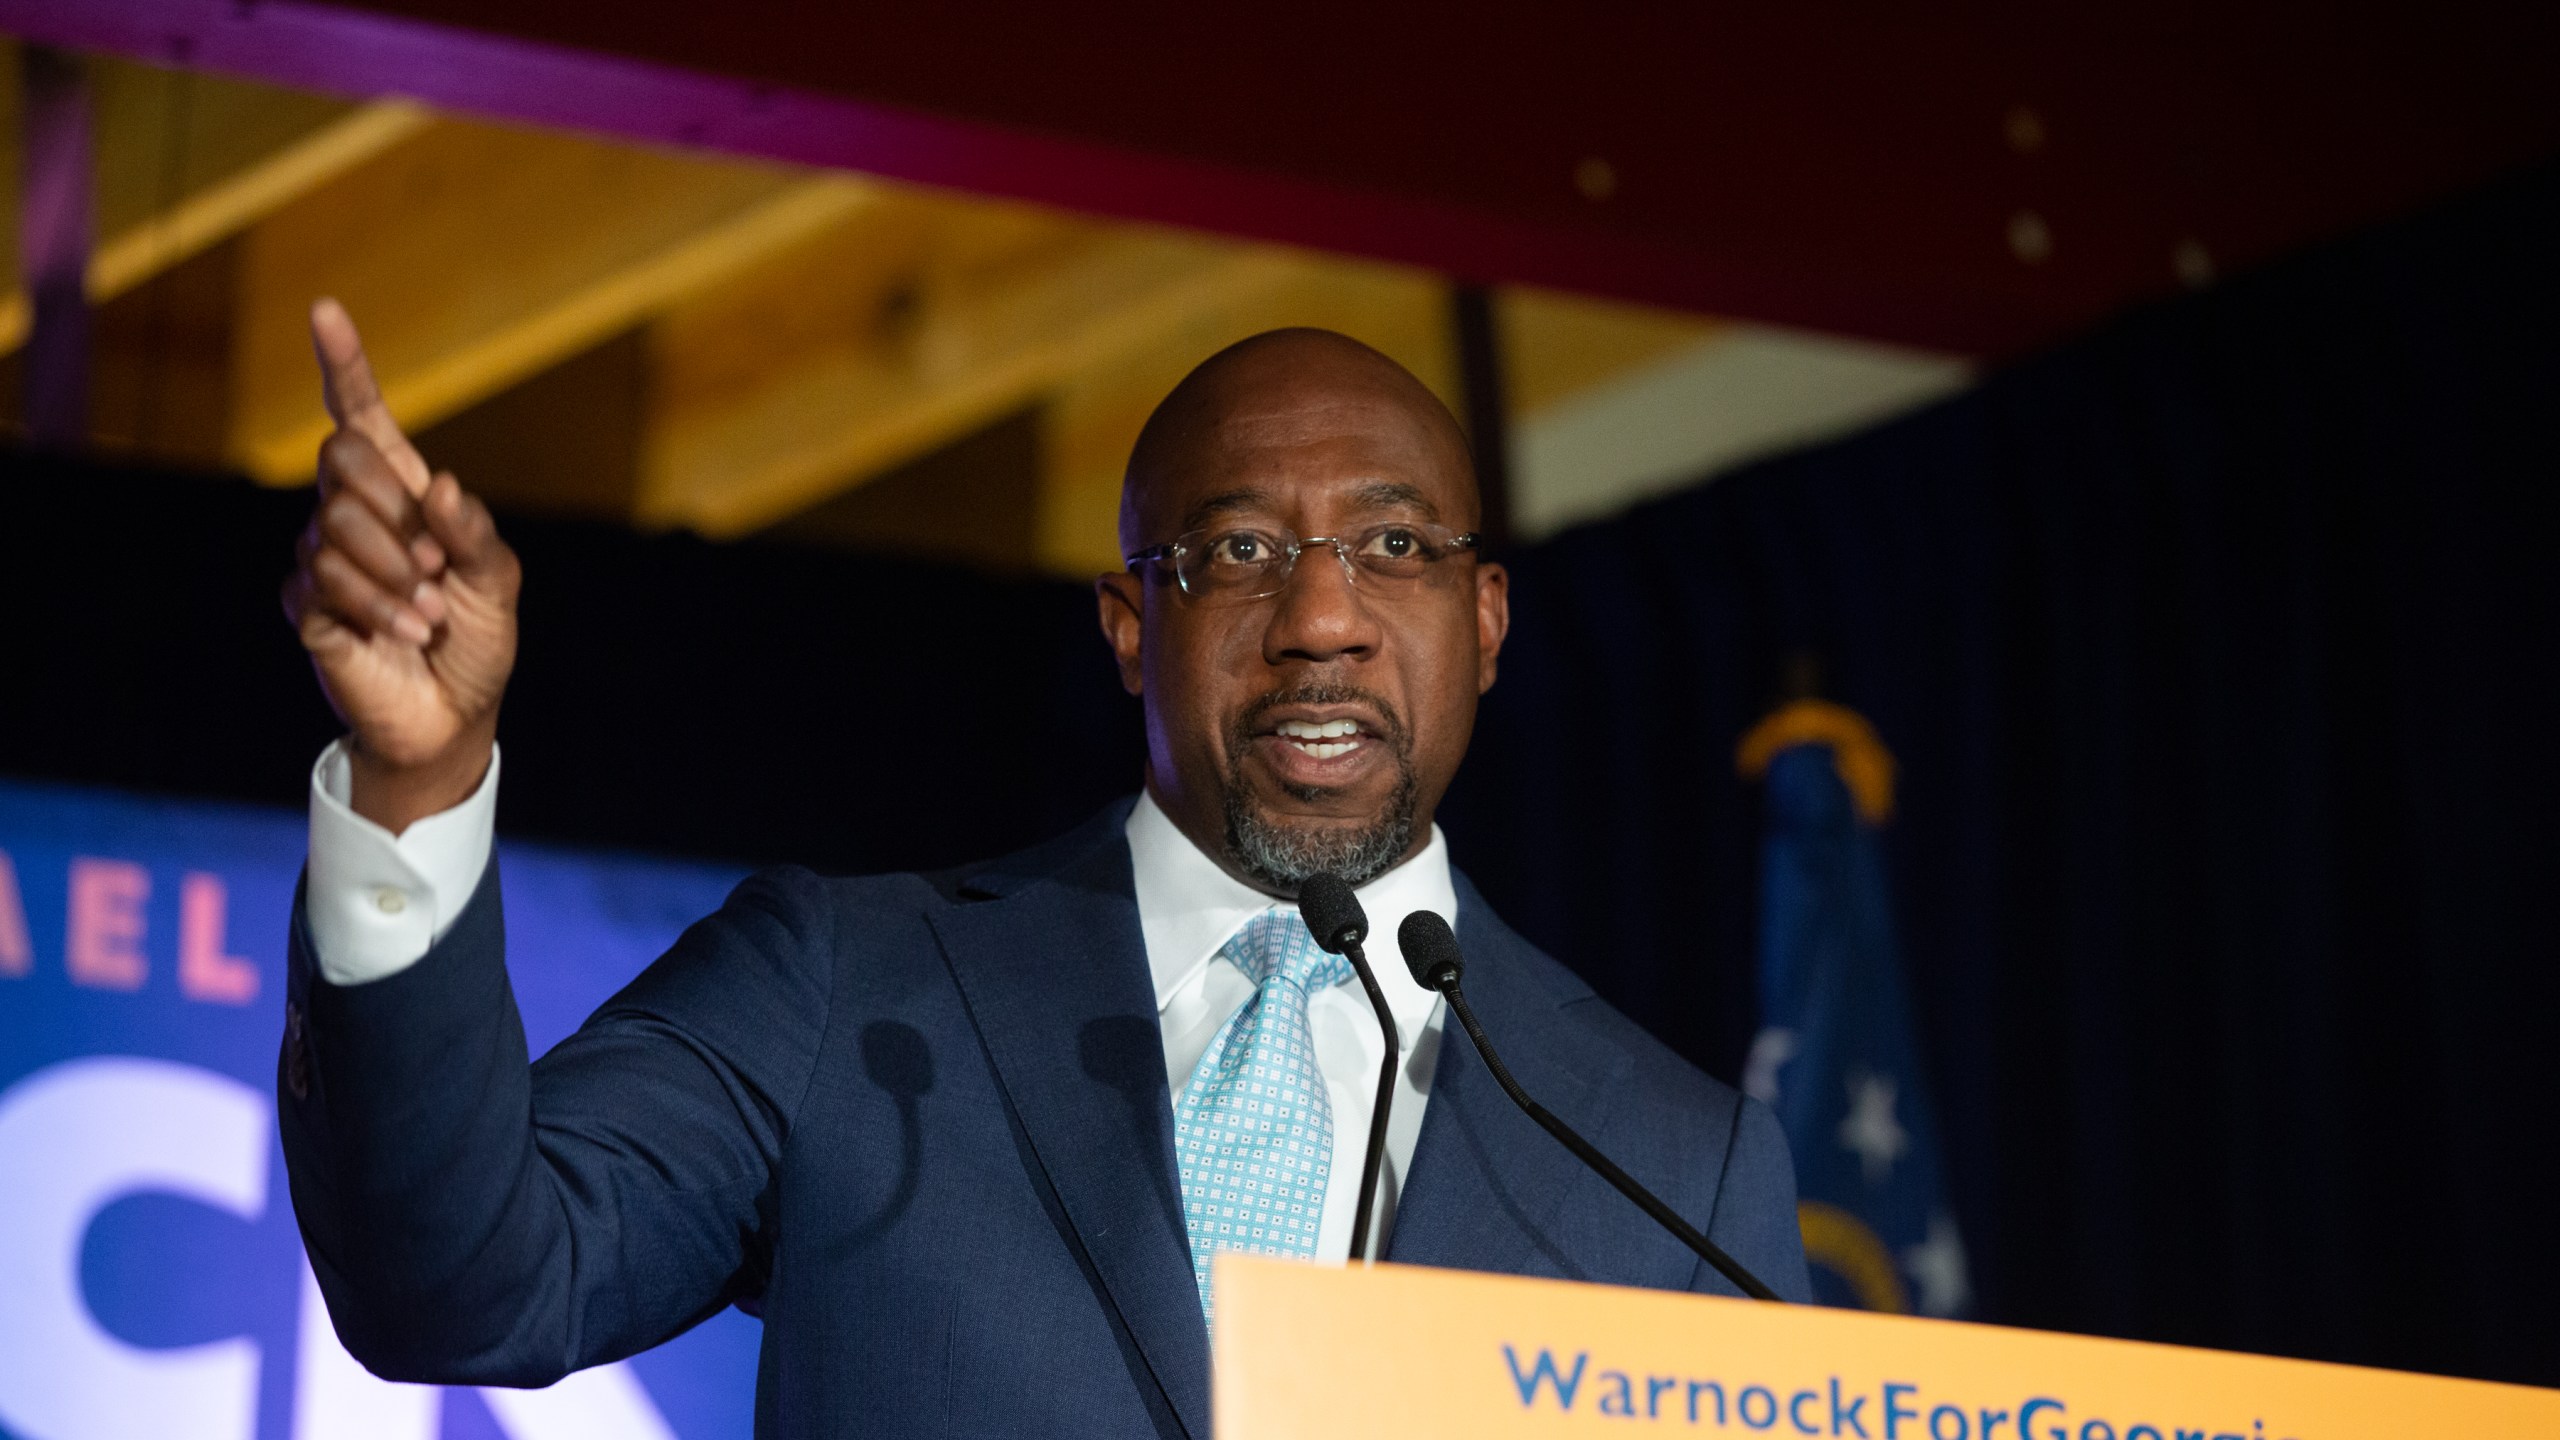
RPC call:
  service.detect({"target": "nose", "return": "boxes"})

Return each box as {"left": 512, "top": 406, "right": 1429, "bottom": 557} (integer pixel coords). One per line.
{"left": 1262, "top": 537, "right": 1380, "bottom": 666}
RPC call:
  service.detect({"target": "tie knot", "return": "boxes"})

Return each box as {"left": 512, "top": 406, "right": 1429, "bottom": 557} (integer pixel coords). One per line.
{"left": 1223, "top": 908, "right": 1355, "bottom": 994}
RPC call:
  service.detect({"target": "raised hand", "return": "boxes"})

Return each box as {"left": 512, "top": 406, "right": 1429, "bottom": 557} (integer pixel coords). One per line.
{"left": 281, "top": 299, "right": 521, "bottom": 833}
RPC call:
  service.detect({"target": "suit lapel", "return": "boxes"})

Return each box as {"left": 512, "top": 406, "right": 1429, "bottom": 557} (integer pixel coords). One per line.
{"left": 1386, "top": 880, "right": 1632, "bottom": 1281}
{"left": 928, "top": 816, "right": 1210, "bottom": 1440}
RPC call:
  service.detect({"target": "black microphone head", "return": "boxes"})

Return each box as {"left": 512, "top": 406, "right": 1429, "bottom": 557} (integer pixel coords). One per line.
{"left": 1295, "top": 873, "right": 1368, "bottom": 953}
{"left": 1397, "top": 910, "right": 1465, "bottom": 992}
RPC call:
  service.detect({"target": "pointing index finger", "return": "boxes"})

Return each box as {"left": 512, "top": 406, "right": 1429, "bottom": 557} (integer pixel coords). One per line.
{"left": 310, "top": 298, "right": 433, "bottom": 499}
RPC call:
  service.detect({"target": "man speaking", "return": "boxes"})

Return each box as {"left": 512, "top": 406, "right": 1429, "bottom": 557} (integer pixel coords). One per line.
{"left": 277, "top": 298, "right": 1810, "bottom": 1437}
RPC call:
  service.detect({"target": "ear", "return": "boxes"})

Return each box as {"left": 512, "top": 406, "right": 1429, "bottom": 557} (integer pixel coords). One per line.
{"left": 1096, "top": 570, "right": 1147, "bottom": 696}
{"left": 1473, "top": 561, "right": 1510, "bottom": 693}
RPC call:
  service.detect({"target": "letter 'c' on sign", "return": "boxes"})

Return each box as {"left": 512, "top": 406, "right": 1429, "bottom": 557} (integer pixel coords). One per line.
{"left": 0, "top": 1057, "right": 269, "bottom": 1440}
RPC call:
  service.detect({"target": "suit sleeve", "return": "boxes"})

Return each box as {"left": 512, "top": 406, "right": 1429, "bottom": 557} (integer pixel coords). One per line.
{"left": 279, "top": 857, "right": 836, "bottom": 1386}
{"left": 1698, "top": 1095, "right": 1816, "bottom": 1303}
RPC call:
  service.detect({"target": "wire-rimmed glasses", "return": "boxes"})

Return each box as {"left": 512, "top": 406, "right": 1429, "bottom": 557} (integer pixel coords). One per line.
{"left": 1125, "top": 521, "right": 1483, "bottom": 602}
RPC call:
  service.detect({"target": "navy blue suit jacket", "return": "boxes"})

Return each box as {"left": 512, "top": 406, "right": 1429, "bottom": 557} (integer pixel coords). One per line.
{"left": 279, "top": 799, "right": 1809, "bottom": 1438}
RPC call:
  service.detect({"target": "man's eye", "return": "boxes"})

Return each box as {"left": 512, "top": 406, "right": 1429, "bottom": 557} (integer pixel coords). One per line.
{"left": 1207, "top": 532, "right": 1275, "bottom": 565}
{"left": 1360, "top": 527, "right": 1424, "bottom": 559}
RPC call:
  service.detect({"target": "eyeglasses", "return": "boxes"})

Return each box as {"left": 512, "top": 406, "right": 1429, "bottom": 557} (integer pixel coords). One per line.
{"left": 1126, "top": 521, "right": 1482, "bottom": 602}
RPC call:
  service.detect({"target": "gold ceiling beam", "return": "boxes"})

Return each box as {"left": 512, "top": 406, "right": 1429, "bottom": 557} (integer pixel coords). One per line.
{"left": 0, "top": 98, "right": 430, "bottom": 354}
{"left": 226, "top": 119, "right": 876, "bottom": 482}
{"left": 1497, "top": 286, "right": 1721, "bottom": 417}
{"left": 636, "top": 207, "right": 1305, "bottom": 537}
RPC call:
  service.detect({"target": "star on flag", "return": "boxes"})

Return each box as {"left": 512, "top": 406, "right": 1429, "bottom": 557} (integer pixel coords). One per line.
{"left": 1836, "top": 1072, "right": 1909, "bottom": 1185}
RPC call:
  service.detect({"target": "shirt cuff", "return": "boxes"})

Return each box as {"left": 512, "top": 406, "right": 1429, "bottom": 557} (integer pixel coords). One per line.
{"left": 305, "top": 739, "right": 499, "bottom": 987}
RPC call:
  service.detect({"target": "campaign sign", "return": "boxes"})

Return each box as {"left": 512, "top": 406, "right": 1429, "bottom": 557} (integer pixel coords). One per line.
{"left": 0, "top": 776, "right": 759, "bottom": 1440}
{"left": 1213, "top": 1257, "right": 2560, "bottom": 1439}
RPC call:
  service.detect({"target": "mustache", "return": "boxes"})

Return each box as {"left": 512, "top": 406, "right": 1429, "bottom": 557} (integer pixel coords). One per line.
{"left": 1230, "top": 681, "right": 1412, "bottom": 753}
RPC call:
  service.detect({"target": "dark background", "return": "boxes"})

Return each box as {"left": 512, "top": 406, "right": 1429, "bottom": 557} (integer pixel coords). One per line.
{"left": 8, "top": 160, "right": 2555, "bottom": 1387}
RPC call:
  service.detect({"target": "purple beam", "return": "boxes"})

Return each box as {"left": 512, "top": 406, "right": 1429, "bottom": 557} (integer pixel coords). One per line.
{"left": 18, "top": 45, "right": 93, "bottom": 448}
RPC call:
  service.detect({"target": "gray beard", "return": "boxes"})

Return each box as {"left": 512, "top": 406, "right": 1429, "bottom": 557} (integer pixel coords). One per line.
{"left": 1218, "top": 684, "right": 1419, "bottom": 891}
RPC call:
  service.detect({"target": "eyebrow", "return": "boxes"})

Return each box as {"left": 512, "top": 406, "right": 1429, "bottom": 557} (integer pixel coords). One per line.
{"left": 1178, "top": 481, "right": 1443, "bottom": 533}
{"left": 1180, "top": 488, "right": 1274, "bottom": 532}
{"left": 1344, "top": 481, "right": 1440, "bottom": 521}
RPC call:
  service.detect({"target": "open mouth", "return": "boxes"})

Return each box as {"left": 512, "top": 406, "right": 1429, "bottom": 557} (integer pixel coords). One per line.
{"left": 1231, "top": 686, "right": 1406, "bottom": 794}
{"left": 1269, "top": 716, "right": 1372, "bottom": 760}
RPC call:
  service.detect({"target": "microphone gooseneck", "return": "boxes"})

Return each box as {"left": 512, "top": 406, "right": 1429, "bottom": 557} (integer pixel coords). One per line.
{"left": 1296, "top": 872, "right": 1400, "bottom": 1264}
{"left": 1393, "top": 910, "right": 1782, "bottom": 1303}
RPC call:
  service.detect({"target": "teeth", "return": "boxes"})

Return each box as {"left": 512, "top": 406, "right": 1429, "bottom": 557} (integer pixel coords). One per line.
{"left": 1291, "top": 741, "right": 1359, "bottom": 759}
{"left": 1276, "top": 719, "right": 1362, "bottom": 739}
{"left": 1274, "top": 717, "right": 1367, "bottom": 760}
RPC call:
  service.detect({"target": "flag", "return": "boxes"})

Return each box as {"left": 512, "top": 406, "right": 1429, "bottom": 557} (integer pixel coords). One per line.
{"left": 1737, "top": 699, "right": 1970, "bottom": 1317}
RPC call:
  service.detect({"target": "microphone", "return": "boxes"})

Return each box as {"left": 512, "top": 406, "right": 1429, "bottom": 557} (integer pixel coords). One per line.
{"left": 1395, "top": 910, "right": 1781, "bottom": 1302}
{"left": 1297, "top": 872, "right": 1400, "bottom": 1263}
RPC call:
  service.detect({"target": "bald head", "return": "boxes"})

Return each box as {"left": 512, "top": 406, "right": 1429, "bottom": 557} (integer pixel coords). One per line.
{"left": 1118, "top": 328, "right": 1478, "bottom": 556}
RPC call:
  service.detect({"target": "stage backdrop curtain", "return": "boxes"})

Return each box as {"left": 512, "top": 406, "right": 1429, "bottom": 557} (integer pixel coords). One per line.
{"left": 1441, "top": 159, "right": 2560, "bottom": 1387}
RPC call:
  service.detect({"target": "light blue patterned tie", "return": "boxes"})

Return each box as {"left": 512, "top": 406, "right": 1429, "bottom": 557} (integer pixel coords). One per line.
{"left": 1173, "top": 907, "right": 1355, "bottom": 1326}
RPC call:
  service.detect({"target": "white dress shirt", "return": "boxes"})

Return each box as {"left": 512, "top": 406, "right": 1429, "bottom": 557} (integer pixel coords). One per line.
{"left": 303, "top": 743, "right": 1454, "bottom": 1262}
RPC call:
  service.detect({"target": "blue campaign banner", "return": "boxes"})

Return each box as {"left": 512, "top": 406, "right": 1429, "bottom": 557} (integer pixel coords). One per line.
{"left": 0, "top": 776, "right": 761, "bottom": 1440}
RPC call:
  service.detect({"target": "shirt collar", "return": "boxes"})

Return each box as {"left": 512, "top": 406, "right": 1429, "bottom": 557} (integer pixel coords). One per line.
{"left": 1125, "top": 789, "right": 1454, "bottom": 1040}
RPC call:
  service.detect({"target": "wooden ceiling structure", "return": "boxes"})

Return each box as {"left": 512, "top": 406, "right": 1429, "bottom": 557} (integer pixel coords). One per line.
{"left": 0, "top": 48, "right": 1718, "bottom": 576}
{"left": 7, "top": 1, "right": 2551, "bottom": 574}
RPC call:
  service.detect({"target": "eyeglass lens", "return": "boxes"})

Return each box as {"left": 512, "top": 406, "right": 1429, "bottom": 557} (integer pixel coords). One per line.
{"left": 1174, "top": 524, "right": 1469, "bottom": 599}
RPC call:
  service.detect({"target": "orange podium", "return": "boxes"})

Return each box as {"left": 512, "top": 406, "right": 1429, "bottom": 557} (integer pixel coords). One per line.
{"left": 1213, "top": 1256, "right": 2559, "bottom": 1439}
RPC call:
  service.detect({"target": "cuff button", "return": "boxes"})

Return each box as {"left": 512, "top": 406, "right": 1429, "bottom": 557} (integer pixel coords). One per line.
{"left": 374, "top": 888, "right": 408, "bottom": 916}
